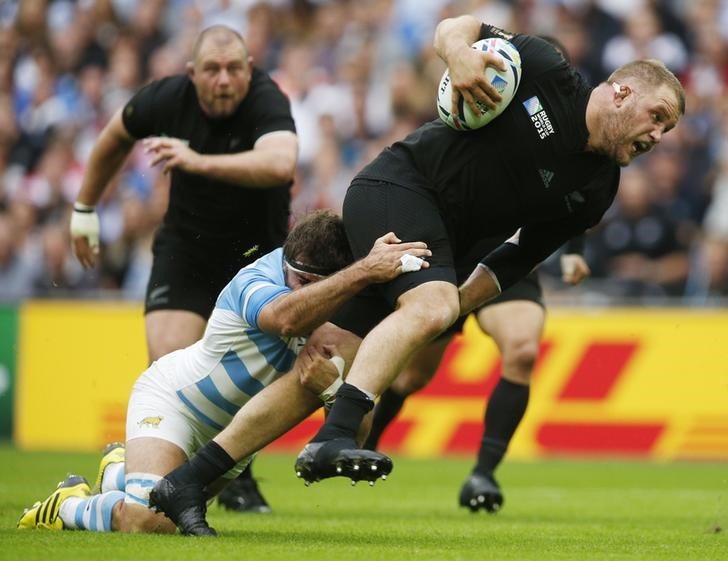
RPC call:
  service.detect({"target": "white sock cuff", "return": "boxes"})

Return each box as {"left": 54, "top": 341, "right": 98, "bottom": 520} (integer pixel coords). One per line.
{"left": 124, "top": 472, "right": 162, "bottom": 508}
{"left": 102, "top": 462, "right": 126, "bottom": 493}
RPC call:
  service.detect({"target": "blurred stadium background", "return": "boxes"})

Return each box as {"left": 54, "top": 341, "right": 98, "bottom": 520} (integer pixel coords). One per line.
{"left": 1, "top": 0, "right": 728, "bottom": 467}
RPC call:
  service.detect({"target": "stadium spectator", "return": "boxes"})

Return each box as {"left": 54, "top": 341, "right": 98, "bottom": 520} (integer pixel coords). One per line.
{"left": 288, "top": 15, "right": 685, "bottom": 484}
{"left": 0, "top": 212, "right": 34, "bottom": 300}
{"left": 32, "top": 221, "right": 92, "bottom": 297}
{"left": 601, "top": 5, "right": 688, "bottom": 76}
{"left": 17, "top": 210, "right": 431, "bottom": 535}
{"left": 586, "top": 165, "right": 692, "bottom": 299}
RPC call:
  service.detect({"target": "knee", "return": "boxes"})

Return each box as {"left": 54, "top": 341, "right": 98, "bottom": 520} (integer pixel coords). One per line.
{"left": 407, "top": 300, "right": 459, "bottom": 341}
{"left": 114, "top": 502, "right": 177, "bottom": 534}
{"left": 392, "top": 365, "right": 434, "bottom": 395}
{"left": 501, "top": 337, "right": 540, "bottom": 384}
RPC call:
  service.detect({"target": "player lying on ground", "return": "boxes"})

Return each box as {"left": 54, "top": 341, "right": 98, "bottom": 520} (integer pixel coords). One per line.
{"left": 17, "top": 210, "right": 430, "bottom": 535}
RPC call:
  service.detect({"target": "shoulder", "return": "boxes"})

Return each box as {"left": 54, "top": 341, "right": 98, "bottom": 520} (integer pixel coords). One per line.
{"left": 123, "top": 75, "right": 193, "bottom": 136}
{"left": 215, "top": 248, "right": 289, "bottom": 318}
{"left": 478, "top": 25, "right": 573, "bottom": 85}
{"left": 248, "top": 68, "right": 287, "bottom": 99}
{"left": 131, "top": 75, "right": 191, "bottom": 104}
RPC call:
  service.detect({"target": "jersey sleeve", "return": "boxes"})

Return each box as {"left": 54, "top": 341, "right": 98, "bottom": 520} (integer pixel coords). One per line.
{"left": 241, "top": 282, "right": 289, "bottom": 327}
{"left": 216, "top": 270, "right": 290, "bottom": 328}
{"left": 121, "top": 79, "right": 168, "bottom": 139}
{"left": 247, "top": 73, "right": 296, "bottom": 144}
{"left": 481, "top": 170, "right": 619, "bottom": 291}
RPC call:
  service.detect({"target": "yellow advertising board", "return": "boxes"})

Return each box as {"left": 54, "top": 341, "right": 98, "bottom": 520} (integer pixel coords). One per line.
{"left": 15, "top": 301, "right": 147, "bottom": 451}
{"left": 14, "top": 302, "right": 728, "bottom": 459}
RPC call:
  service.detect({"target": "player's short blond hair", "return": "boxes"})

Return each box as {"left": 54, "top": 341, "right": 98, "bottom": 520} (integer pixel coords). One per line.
{"left": 192, "top": 25, "right": 247, "bottom": 62}
{"left": 608, "top": 59, "right": 685, "bottom": 115}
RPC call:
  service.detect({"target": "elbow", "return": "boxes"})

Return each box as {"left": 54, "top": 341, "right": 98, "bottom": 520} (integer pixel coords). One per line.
{"left": 266, "top": 150, "right": 297, "bottom": 185}
{"left": 272, "top": 159, "right": 296, "bottom": 184}
{"left": 434, "top": 15, "right": 478, "bottom": 50}
{"left": 433, "top": 18, "right": 451, "bottom": 51}
{"left": 278, "top": 321, "right": 305, "bottom": 338}
{"left": 274, "top": 310, "right": 306, "bottom": 337}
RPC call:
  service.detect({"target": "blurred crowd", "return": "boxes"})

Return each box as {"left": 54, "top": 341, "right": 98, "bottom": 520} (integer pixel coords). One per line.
{"left": 0, "top": 0, "right": 727, "bottom": 304}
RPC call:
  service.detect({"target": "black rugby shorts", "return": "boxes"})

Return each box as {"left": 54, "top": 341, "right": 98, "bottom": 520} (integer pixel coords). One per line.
{"left": 144, "top": 224, "right": 267, "bottom": 318}
{"left": 332, "top": 179, "right": 458, "bottom": 338}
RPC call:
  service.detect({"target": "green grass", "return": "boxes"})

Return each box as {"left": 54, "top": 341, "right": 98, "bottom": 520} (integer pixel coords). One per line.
{"left": 0, "top": 445, "right": 726, "bottom": 561}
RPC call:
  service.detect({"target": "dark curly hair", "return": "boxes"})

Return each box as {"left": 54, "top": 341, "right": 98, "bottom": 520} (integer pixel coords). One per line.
{"left": 283, "top": 210, "right": 353, "bottom": 275}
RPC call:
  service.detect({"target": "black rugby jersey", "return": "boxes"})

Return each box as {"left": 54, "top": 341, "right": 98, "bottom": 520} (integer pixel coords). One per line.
{"left": 357, "top": 25, "right": 619, "bottom": 290}
{"left": 122, "top": 68, "right": 296, "bottom": 245}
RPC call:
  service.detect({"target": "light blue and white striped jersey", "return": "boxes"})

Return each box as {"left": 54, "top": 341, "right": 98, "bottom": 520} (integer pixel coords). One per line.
{"left": 153, "top": 248, "right": 306, "bottom": 431}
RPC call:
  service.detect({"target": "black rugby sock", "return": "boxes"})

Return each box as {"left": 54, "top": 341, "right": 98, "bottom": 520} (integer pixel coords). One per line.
{"left": 311, "top": 383, "right": 375, "bottom": 443}
{"left": 166, "top": 440, "right": 236, "bottom": 487}
{"left": 236, "top": 461, "right": 253, "bottom": 482}
{"left": 363, "top": 388, "right": 407, "bottom": 450}
{"left": 474, "top": 378, "right": 530, "bottom": 475}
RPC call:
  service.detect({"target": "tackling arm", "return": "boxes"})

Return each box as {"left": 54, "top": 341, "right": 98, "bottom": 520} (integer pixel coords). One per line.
{"left": 258, "top": 233, "right": 432, "bottom": 337}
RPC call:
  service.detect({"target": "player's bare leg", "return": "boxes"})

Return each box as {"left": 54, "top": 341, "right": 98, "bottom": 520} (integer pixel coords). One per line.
{"left": 459, "top": 300, "right": 544, "bottom": 513}
{"left": 145, "top": 310, "right": 207, "bottom": 362}
{"left": 363, "top": 336, "right": 451, "bottom": 451}
{"left": 296, "top": 281, "right": 459, "bottom": 484}
{"left": 150, "top": 370, "right": 324, "bottom": 535}
{"left": 112, "top": 438, "right": 186, "bottom": 533}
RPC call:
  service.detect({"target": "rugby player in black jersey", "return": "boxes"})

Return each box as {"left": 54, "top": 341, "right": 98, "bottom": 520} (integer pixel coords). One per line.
{"left": 70, "top": 25, "right": 297, "bottom": 514}
{"left": 292, "top": 14, "right": 685, "bottom": 484}
{"left": 361, "top": 37, "right": 592, "bottom": 515}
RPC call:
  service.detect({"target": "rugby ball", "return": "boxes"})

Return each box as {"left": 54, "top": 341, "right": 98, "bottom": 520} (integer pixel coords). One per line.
{"left": 437, "top": 38, "right": 521, "bottom": 131}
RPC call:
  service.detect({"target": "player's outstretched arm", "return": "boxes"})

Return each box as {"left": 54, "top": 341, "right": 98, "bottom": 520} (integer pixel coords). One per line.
{"left": 258, "top": 232, "right": 431, "bottom": 337}
{"left": 458, "top": 264, "right": 501, "bottom": 316}
{"left": 71, "top": 108, "right": 136, "bottom": 269}
{"left": 434, "top": 15, "right": 505, "bottom": 116}
{"left": 143, "top": 131, "right": 298, "bottom": 188}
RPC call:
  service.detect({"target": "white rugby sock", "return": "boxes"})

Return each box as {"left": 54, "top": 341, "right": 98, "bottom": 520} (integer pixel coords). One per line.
{"left": 59, "top": 491, "right": 124, "bottom": 531}
{"left": 102, "top": 462, "right": 126, "bottom": 493}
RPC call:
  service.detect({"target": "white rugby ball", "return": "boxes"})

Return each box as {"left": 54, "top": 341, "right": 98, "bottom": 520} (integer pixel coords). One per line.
{"left": 437, "top": 37, "right": 522, "bottom": 131}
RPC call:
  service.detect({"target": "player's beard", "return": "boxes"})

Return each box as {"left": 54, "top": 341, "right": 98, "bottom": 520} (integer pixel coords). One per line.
{"left": 598, "top": 103, "right": 640, "bottom": 167}
{"left": 207, "top": 96, "right": 238, "bottom": 118}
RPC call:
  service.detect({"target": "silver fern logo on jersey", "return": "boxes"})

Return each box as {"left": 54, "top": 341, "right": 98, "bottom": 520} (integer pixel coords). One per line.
{"left": 523, "top": 95, "right": 555, "bottom": 139}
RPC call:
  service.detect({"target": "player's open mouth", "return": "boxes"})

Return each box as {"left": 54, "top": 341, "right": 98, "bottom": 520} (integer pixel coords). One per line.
{"left": 632, "top": 141, "right": 650, "bottom": 155}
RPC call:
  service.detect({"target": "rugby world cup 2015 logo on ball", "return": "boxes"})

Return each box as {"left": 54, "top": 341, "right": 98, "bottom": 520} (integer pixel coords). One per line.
{"left": 437, "top": 38, "right": 521, "bottom": 130}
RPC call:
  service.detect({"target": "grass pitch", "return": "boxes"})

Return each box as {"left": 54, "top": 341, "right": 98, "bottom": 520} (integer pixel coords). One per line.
{"left": 0, "top": 445, "right": 725, "bottom": 561}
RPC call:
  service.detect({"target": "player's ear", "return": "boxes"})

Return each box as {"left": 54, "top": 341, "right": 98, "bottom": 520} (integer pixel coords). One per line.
{"left": 612, "top": 81, "right": 631, "bottom": 106}
{"left": 186, "top": 61, "right": 195, "bottom": 79}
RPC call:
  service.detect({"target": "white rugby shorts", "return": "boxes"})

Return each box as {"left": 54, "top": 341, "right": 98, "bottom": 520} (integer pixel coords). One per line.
{"left": 125, "top": 365, "right": 252, "bottom": 479}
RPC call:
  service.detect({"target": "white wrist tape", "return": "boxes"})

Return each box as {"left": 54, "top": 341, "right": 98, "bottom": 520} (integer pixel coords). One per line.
{"left": 319, "top": 355, "right": 345, "bottom": 403}
{"left": 70, "top": 206, "right": 100, "bottom": 250}
{"left": 400, "top": 254, "right": 424, "bottom": 273}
